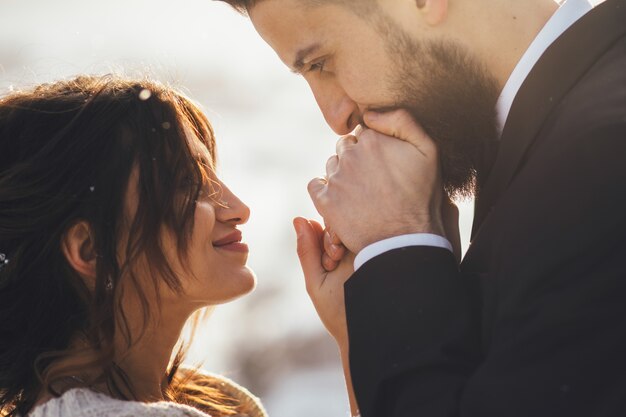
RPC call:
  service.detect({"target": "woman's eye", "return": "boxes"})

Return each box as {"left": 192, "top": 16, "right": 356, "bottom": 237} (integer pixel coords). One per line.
{"left": 179, "top": 177, "right": 206, "bottom": 195}
{"left": 179, "top": 178, "right": 196, "bottom": 189}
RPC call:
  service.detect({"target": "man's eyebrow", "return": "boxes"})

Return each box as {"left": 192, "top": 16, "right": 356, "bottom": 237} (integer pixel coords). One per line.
{"left": 291, "top": 43, "right": 322, "bottom": 74}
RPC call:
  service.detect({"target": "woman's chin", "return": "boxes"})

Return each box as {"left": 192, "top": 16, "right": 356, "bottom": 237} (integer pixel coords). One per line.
{"left": 238, "top": 266, "right": 257, "bottom": 295}
{"left": 210, "top": 267, "right": 257, "bottom": 305}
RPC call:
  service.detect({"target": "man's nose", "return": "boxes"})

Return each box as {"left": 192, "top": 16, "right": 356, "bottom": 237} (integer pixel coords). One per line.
{"left": 312, "top": 83, "right": 362, "bottom": 135}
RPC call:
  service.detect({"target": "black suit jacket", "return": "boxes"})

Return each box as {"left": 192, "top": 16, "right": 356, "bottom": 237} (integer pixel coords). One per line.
{"left": 345, "top": 1, "right": 626, "bottom": 416}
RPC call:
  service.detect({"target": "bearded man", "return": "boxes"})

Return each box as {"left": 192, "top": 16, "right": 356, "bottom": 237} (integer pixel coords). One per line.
{"left": 216, "top": 0, "right": 626, "bottom": 416}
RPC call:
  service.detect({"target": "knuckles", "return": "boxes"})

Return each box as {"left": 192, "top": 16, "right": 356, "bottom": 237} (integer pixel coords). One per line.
{"left": 306, "top": 179, "right": 317, "bottom": 195}
{"left": 307, "top": 178, "right": 328, "bottom": 206}
{"left": 336, "top": 134, "right": 357, "bottom": 153}
{"left": 356, "top": 128, "right": 377, "bottom": 145}
{"left": 325, "top": 154, "right": 339, "bottom": 174}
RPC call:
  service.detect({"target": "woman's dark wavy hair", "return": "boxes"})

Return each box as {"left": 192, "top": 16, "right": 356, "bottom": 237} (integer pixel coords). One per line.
{"left": 0, "top": 75, "right": 241, "bottom": 416}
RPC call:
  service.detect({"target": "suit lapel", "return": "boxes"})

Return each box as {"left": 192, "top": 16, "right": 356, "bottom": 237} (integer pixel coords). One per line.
{"left": 472, "top": 0, "right": 626, "bottom": 239}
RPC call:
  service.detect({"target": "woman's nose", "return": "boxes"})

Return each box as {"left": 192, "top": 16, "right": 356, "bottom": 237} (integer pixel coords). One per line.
{"left": 215, "top": 183, "right": 250, "bottom": 225}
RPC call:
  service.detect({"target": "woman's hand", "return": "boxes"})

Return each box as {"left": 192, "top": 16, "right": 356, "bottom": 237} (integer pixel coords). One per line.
{"left": 321, "top": 226, "right": 346, "bottom": 272}
{"left": 294, "top": 217, "right": 359, "bottom": 415}
{"left": 294, "top": 217, "right": 355, "bottom": 348}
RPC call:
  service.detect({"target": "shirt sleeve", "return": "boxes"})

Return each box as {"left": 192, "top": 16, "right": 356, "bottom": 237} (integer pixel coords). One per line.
{"left": 354, "top": 234, "right": 453, "bottom": 271}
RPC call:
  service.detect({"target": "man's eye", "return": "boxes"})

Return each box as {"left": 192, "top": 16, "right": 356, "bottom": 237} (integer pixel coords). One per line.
{"left": 309, "top": 60, "right": 326, "bottom": 73}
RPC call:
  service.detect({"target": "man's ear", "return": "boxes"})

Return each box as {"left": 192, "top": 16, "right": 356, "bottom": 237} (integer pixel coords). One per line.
{"left": 416, "top": 0, "right": 448, "bottom": 27}
{"left": 62, "top": 221, "right": 97, "bottom": 284}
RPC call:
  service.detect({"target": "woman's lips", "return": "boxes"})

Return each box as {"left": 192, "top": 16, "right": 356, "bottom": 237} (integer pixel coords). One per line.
{"left": 213, "top": 230, "right": 248, "bottom": 253}
{"left": 216, "top": 242, "right": 249, "bottom": 253}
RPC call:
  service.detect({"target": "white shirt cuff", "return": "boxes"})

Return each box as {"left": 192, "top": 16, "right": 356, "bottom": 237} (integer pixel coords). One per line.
{"left": 354, "top": 234, "right": 453, "bottom": 271}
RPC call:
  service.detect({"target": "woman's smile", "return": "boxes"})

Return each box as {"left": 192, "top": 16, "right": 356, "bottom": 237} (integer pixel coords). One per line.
{"left": 213, "top": 230, "right": 249, "bottom": 253}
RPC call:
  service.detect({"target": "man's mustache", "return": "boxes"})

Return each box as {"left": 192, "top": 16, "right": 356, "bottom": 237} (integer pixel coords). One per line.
{"left": 360, "top": 104, "right": 409, "bottom": 129}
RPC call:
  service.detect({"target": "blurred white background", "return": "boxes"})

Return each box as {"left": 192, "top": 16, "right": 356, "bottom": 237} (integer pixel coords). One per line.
{"left": 0, "top": 1, "right": 479, "bottom": 415}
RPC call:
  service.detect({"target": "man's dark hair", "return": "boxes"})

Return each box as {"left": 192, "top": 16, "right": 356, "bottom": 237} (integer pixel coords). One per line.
{"left": 215, "top": 0, "right": 375, "bottom": 16}
{"left": 214, "top": 0, "right": 254, "bottom": 14}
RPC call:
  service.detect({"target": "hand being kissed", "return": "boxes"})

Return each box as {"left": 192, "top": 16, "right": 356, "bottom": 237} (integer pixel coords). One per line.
{"left": 294, "top": 109, "right": 461, "bottom": 347}
{"left": 310, "top": 108, "right": 446, "bottom": 255}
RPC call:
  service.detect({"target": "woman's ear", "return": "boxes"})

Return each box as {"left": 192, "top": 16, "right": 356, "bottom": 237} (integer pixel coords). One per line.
{"left": 416, "top": 0, "right": 449, "bottom": 27}
{"left": 62, "top": 221, "right": 97, "bottom": 284}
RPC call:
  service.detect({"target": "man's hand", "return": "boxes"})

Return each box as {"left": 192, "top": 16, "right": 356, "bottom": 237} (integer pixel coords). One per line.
{"left": 294, "top": 217, "right": 355, "bottom": 348}
{"left": 308, "top": 109, "right": 446, "bottom": 254}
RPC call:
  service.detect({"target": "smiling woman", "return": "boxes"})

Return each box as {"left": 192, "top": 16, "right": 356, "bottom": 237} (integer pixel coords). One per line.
{"left": 0, "top": 75, "right": 265, "bottom": 417}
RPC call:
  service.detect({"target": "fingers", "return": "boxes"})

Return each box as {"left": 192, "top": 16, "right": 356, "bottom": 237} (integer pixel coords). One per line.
{"left": 310, "top": 219, "right": 344, "bottom": 276}
{"left": 294, "top": 217, "right": 326, "bottom": 292}
{"left": 322, "top": 252, "right": 338, "bottom": 271}
{"left": 323, "top": 228, "right": 346, "bottom": 265}
{"left": 363, "top": 109, "right": 436, "bottom": 155}
{"left": 308, "top": 176, "right": 327, "bottom": 192}
{"left": 336, "top": 134, "right": 358, "bottom": 157}
{"left": 307, "top": 177, "right": 327, "bottom": 216}
{"left": 306, "top": 177, "right": 345, "bottom": 268}
{"left": 328, "top": 228, "right": 342, "bottom": 245}
{"left": 326, "top": 154, "right": 339, "bottom": 176}
{"left": 324, "top": 135, "right": 358, "bottom": 181}
{"left": 305, "top": 220, "right": 347, "bottom": 267}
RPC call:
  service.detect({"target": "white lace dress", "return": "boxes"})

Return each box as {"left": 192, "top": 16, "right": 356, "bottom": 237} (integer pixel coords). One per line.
{"left": 26, "top": 374, "right": 267, "bottom": 417}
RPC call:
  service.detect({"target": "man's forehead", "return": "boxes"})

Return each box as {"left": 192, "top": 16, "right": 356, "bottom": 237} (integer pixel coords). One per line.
{"left": 249, "top": 0, "right": 335, "bottom": 68}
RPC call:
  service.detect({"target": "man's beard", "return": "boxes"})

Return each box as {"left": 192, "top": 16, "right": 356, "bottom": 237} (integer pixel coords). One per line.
{"left": 380, "top": 28, "right": 501, "bottom": 199}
